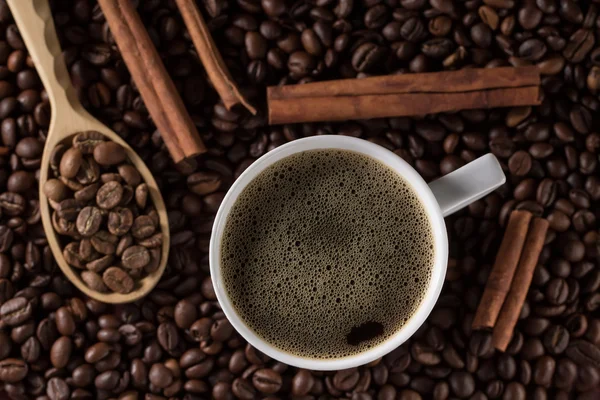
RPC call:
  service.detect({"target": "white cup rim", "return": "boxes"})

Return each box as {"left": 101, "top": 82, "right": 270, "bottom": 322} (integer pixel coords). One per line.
{"left": 210, "top": 136, "right": 448, "bottom": 370}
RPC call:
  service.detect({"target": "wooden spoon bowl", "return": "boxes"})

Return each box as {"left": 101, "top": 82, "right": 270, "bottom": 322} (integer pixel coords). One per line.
{"left": 8, "top": 0, "right": 169, "bottom": 303}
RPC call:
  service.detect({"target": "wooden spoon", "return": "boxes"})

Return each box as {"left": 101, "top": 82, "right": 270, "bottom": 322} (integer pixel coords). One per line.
{"left": 7, "top": 0, "right": 169, "bottom": 303}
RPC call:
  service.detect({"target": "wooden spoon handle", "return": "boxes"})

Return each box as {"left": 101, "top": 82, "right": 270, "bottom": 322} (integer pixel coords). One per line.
{"left": 6, "top": 0, "right": 80, "bottom": 115}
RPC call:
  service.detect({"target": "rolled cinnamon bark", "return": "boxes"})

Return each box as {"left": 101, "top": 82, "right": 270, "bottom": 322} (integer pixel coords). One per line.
{"left": 472, "top": 210, "right": 533, "bottom": 330}
{"left": 492, "top": 217, "right": 549, "bottom": 351}
{"left": 267, "top": 67, "right": 541, "bottom": 124}
{"left": 97, "top": 0, "right": 205, "bottom": 162}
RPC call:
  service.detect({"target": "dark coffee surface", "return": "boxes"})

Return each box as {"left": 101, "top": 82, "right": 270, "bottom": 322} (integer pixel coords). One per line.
{"left": 0, "top": 0, "right": 598, "bottom": 399}
{"left": 222, "top": 150, "right": 434, "bottom": 359}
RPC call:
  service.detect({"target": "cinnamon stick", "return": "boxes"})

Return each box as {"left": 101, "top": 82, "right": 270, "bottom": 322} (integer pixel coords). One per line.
{"left": 97, "top": 0, "right": 205, "bottom": 163}
{"left": 492, "top": 217, "right": 549, "bottom": 351}
{"left": 472, "top": 210, "right": 533, "bottom": 330}
{"left": 175, "top": 0, "right": 256, "bottom": 115}
{"left": 267, "top": 67, "right": 541, "bottom": 124}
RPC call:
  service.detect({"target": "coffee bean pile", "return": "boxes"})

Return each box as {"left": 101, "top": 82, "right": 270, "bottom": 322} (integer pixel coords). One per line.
{"left": 0, "top": 0, "right": 598, "bottom": 399}
{"left": 43, "top": 132, "right": 162, "bottom": 295}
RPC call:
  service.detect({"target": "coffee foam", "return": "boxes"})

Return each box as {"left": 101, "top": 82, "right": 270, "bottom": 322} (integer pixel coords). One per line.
{"left": 221, "top": 149, "right": 435, "bottom": 359}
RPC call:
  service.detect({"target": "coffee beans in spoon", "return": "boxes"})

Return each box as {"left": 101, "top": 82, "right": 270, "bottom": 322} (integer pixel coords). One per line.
{"left": 43, "top": 131, "right": 162, "bottom": 294}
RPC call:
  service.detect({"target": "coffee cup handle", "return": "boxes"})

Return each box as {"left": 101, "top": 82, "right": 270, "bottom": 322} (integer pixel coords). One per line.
{"left": 428, "top": 153, "right": 506, "bottom": 217}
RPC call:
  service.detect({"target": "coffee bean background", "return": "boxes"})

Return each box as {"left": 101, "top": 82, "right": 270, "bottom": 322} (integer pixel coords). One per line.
{"left": 0, "top": 0, "right": 599, "bottom": 399}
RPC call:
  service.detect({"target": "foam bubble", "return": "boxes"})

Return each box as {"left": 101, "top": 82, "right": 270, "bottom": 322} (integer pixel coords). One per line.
{"left": 221, "top": 149, "right": 435, "bottom": 359}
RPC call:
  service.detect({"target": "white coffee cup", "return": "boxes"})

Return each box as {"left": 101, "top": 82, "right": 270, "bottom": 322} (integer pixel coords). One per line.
{"left": 210, "top": 136, "right": 505, "bottom": 370}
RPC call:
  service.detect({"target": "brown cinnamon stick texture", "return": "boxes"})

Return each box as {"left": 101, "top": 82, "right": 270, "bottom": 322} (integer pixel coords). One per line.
{"left": 472, "top": 210, "right": 533, "bottom": 330}
{"left": 492, "top": 218, "right": 549, "bottom": 352}
{"left": 98, "top": 0, "right": 205, "bottom": 162}
{"left": 175, "top": 0, "right": 256, "bottom": 115}
{"left": 267, "top": 67, "right": 541, "bottom": 125}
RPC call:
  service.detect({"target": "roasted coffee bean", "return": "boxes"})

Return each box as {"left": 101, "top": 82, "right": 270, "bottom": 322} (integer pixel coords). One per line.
{"left": 96, "top": 181, "right": 123, "bottom": 209}
{"left": 107, "top": 207, "right": 133, "bottom": 236}
{"left": 508, "top": 151, "right": 532, "bottom": 176}
{"left": 566, "top": 340, "right": 600, "bottom": 368}
{"left": 75, "top": 206, "right": 102, "bottom": 237}
{"left": 0, "top": 192, "right": 26, "bottom": 216}
{"left": 563, "top": 29, "right": 594, "bottom": 63}
{"left": 81, "top": 270, "right": 108, "bottom": 292}
{"left": 102, "top": 267, "right": 134, "bottom": 294}
{"left": 20, "top": 336, "right": 40, "bottom": 362}
{"left": 411, "top": 342, "right": 441, "bottom": 365}
{"left": 59, "top": 147, "right": 83, "bottom": 179}
{"left": 543, "top": 325, "right": 569, "bottom": 355}
{"left": 43, "top": 179, "right": 70, "bottom": 202}
{"left": 91, "top": 230, "right": 117, "bottom": 255}
{"left": 0, "top": 296, "right": 32, "bottom": 326}
{"left": 546, "top": 278, "right": 569, "bottom": 305}
{"left": 533, "top": 355, "right": 555, "bottom": 387}
{"left": 449, "top": 371, "right": 475, "bottom": 398}
{"left": 47, "top": 376, "right": 70, "bottom": 400}
{"left": 74, "top": 182, "right": 99, "bottom": 203}
{"left": 0, "top": 358, "right": 28, "bottom": 382}
{"left": 131, "top": 215, "right": 155, "bottom": 239}
{"left": 50, "top": 336, "right": 72, "bottom": 368}
{"left": 253, "top": 368, "right": 282, "bottom": 394}
{"left": 121, "top": 245, "right": 150, "bottom": 269}
{"left": 73, "top": 130, "right": 104, "bottom": 154}
{"left": 157, "top": 321, "right": 180, "bottom": 352}
{"left": 172, "top": 299, "right": 196, "bottom": 330}
{"left": 93, "top": 141, "right": 126, "bottom": 166}
{"left": 55, "top": 306, "right": 76, "bottom": 336}
{"left": 187, "top": 172, "right": 222, "bottom": 195}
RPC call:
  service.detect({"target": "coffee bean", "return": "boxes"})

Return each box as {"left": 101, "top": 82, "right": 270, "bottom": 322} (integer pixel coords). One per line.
{"left": 352, "top": 43, "right": 385, "bottom": 72}
{"left": 20, "top": 335, "right": 40, "bottom": 362}
{"left": 50, "top": 336, "right": 72, "bottom": 368}
{"left": 0, "top": 296, "right": 32, "bottom": 326}
{"left": 43, "top": 179, "right": 70, "bottom": 202}
{"left": 121, "top": 245, "right": 150, "bottom": 269}
{"left": 15, "top": 136, "right": 42, "bottom": 158}
{"left": 106, "top": 207, "right": 132, "bottom": 236}
{"left": 102, "top": 266, "right": 134, "bottom": 294}
{"left": 503, "top": 381, "right": 526, "bottom": 400}
{"left": 519, "top": 39, "right": 547, "bottom": 61}
{"left": 0, "top": 358, "right": 28, "bottom": 382}
{"left": 81, "top": 270, "right": 108, "bottom": 292}
{"left": 47, "top": 376, "right": 70, "bottom": 400}
{"left": 411, "top": 342, "right": 441, "bottom": 365}
{"left": 449, "top": 371, "right": 475, "bottom": 398}
{"left": 542, "top": 325, "right": 569, "bottom": 355}
{"left": 59, "top": 147, "right": 83, "bottom": 179}
{"left": 75, "top": 206, "right": 102, "bottom": 237}
{"left": 287, "top": 51, "right": 315, "bottom": 78}
{"left": 566, "top": 340, "right": 600, "bottom": 368}
{"left": 90, "top": 230, "right": 117, "bottom": 255}
{"left": 533, "top": 355, "right": 555, "bottom": 387}
{"left": 96, "top": 180, "right": 123, "bottom": 209}
{"left": 131, "top": 215, "right": 155, "bottom": 239}
{"left": 333, "top": 367, "right": 360, "bottom": 391}
{"left": 253, "top": 368, "right": 282, "bottom": 394}
{"left": 93, "top": 141, "right": 126, "bottom": 166}
{"left": 508, "top": 151, "right": 532, "bottom": 176}
{"left": 0, "top": 192, "right": 26, "bottom": 216}
{"left": 55, "top": 306, "right": 76, "bottom": 336}
{"left": 563, "top": 29, "right": 594, "bottom": 63}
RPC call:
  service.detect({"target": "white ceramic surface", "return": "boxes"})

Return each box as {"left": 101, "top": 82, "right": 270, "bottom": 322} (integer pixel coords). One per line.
{"left": 210, "top": 136, "right": 505, "bottom": 370}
